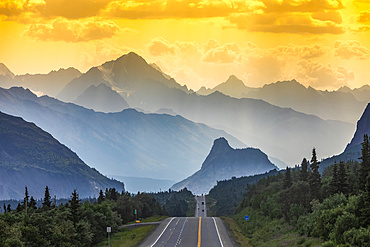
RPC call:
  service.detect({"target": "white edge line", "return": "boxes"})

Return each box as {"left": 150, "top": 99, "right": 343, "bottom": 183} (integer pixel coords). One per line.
{"left": 213, "top": 217, "right": 224, "bottom": 247}
{"left": 149, "top": 217, "right": 175, "bottom": 247}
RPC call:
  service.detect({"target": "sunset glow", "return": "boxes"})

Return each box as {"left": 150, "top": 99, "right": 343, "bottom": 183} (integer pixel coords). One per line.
{"left": 1, "top": 0, "right": 370, "bottom": 90}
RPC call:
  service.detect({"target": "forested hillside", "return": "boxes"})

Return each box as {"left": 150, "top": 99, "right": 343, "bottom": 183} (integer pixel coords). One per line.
{"left": 231, "top": 141, "right": 370, "bottom": 246}
{"left": 207, "top": 169, "right": 279, "bottom": 216}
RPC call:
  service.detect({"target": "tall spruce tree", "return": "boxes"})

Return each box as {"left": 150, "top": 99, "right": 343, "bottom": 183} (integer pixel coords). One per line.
{"left": 309, "top": 148, "right": 321, "bottom": 200}
{"left": 300, "top": 158, "right": 309, "bottom": 181}
{"left": 338, "top": 161, "right": 348, "bottom": 195}
{"left": 69, "top": 189, "right": 81, "bottom": 226}
{"left": 98, "top": 189, "right": 104, "bottom": 204}
{"left": 42, "top": 186, "right": 52, "bottom": 209}
{"left": 29, "top": 196, "right": 37, "bottom": 210}
{"left": 330, "top": 162, "right": 340, "bottom": 195}
{"left": 283, "top": 166, "right": 293, "bottom": 189}
{"left": 360, "top": 134, "right": 370, "bottom": 191}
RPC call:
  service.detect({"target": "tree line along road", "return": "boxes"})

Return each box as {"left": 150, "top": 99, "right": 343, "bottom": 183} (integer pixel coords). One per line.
{"left": 138, "top": 195, "right": 236, "bottom": 247}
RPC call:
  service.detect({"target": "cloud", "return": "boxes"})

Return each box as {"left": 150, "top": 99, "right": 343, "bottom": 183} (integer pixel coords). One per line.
{"left": 0, "top": 0, "right": 28, "bottom": 17}
{"left": 228, "top": 12, "right": 345, "bottom": 34}
{"left": 334, "top": 40, "right": 370, "bottom": 60}
{"left": 36, "top": 0, "right": 113, "bottom": 20}
{"left": 357, "top": 10, "right": 370, "bottom": 24}
{"left": 148, "top": 37, "right": 176, "bottom": 56}
{"left": 24, "top": 18, "right": 120, "bottom": 42}
{"left": 203, "top": 43, "right": 241, "bottom": 63}
{"left": 104, "top": 0, "right": 261, "bottom": 19}
{"left": 312, "top": 10, "right": 342, "bottom": 24}
{"left": 270, "top": 44, "right": 329, "bottom": 60}
{"left": 261, "top": 0, "right": 344, "bottom": 13}
{"left": 296, "top": 60, "right": 353, "bottom": 89}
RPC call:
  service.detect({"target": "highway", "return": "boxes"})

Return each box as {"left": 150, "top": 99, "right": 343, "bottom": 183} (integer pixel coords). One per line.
{"left": 139, "top": 195, "right": 236, "bottom": 247}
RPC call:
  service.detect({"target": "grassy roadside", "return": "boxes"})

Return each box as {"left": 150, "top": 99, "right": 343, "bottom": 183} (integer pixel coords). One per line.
{"left": 95, "top": 215, "right": 167, "bottom": 247}
{"left": 222, "top": 217, "right": 252, "bottom": 247}
{"left": 95, "top": 225, "right": 155, "bottom": 247}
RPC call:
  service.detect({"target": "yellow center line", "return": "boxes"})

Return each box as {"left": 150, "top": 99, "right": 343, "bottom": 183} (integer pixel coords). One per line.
{"left": 197, "top": 217, "right": 202, "bottom": 247}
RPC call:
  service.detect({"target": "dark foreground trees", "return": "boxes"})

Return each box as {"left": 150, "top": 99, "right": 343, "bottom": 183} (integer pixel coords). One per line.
{"left": 0, "top": 187, "right": 167, "bottom": 246}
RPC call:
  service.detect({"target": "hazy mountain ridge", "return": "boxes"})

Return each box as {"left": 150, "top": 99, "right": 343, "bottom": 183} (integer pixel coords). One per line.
{"left": 171, "top": 137, "right": 278, "bottom": 194}
{"left": 198, "top": 77, "right": 367, "bottom": 124}
{"left": 0, "top": 64, "right": 81, "bottom": 97}
{"left": 74, "top": 83, "right": 129, "bottom": 113}
{"left": 57, "top": 52, "right": 189, "bottom": 103}
{"left": 0, "top": 111, "right": 124, "bottom": 200}
{"left": 0, "top": 86, "right": 245, "bottom": 182}
{"left": 56, "top": 52, "right": 355, "bottom": 166}
{"left": 197, "top": 75, "right": 257, "bottom": 98}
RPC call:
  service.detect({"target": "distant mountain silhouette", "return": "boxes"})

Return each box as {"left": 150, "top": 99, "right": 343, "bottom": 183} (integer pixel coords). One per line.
{"left": 0, "top": 111, "right": 123, "bottom": 200}
{"left": 196, "top": 75, "right": 256, "bottom": 98}
{"left": 0, "top": 63, "right": 16, "bottom": 88}
{"left": 171, "top": 137, "right": 278, "bottom": 195}
{"left": 320, "top": 103, "right": 370, "bottom": 172}
{"left": 199, "top": 78, "right": 366, "bottom": 124}
{"left": 57, "top": 52, "right": 355, "bottom": 166}
{"left": 57, "top": 52, "right": 189, "bottom": 103}
{"left": 74, "top": 83, "right": 129, "bottom": 113}
{"left": 338, "top": 85, "right": 370, "bottom": 103}
{"left": 0, "top": 86, "right": 244, "bottom": 181}
{"left": 0, "top": 64, "right": 81, "bottom": 97}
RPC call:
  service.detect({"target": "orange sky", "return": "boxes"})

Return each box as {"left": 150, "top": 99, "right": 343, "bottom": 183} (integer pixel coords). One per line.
{"left": 1, "top": 0, "right": 370, "bottom": 90}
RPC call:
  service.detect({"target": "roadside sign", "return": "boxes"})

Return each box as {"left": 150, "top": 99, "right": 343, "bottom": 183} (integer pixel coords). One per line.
{"left": 107, "top": 227, "right": 111, "bottom": 232}
{"left": 245, "top": 216, "right": 249, "bottom": 221}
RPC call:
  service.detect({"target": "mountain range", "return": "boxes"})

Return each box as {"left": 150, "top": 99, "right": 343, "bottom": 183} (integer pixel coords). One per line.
{"left": 198, "top": 77, "right": 367, "bottom": 124}
{"left": 52, "top": 52, "right": 355, "bottom": 167}
{"left": 0, "top": 64, "right": 81, "bottom": 97}
{"left": 0, "top": 52, "right": 367, "bottom": 195}
{"left": 0, "top": 111, "right": 123, "bottom": 200}
{"left": 0, "top": 86, "right": 244, "bottom": 181}
{"left": 171, "top": 137, "right": 278, "bottom": 195}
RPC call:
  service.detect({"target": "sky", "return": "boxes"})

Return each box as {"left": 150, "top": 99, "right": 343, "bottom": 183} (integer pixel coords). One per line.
{"left": 0, "top": 0, "right": 370, "bottom": 91}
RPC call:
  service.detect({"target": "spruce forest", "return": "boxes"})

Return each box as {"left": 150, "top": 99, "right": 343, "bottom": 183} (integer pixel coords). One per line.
{"left": 220, "top": 135, "right": 370, "bottom": 246}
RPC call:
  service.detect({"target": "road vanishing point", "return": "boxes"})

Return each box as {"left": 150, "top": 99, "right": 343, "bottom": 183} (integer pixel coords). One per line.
{"left": 139, "top": 195, "right": 236, "bottom": 247}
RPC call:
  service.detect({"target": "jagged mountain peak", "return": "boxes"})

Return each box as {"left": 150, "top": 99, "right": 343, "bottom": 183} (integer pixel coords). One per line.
{"left": 263, "top": 79, "right": 305, "bottom": 90}
{"left": 0, "top": 63, "right": 15, "bottom": 79}
{"left": 225, "top": 75, "right": 244, "bottom": 85}
{"left": 209, "top": 137, "right": 233, "bottom": 155}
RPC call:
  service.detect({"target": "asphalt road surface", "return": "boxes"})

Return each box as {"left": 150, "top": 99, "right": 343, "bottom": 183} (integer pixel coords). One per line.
{"left": 139, "top": 195, "right": 236, "bottom": 247}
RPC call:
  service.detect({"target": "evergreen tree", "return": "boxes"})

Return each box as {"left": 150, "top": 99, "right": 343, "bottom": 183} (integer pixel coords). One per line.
{"left": 309, "top": 148, "right": 321, "bottom": 201}
{"left": 29, "top": 196, "right": 37, "bottom": 210}
{"left": 110, "top": 188, "right": 117, "bottom": 201}
{"left": 360, "top": 134, "right": 370, "bottom": 191}
{"left": 300, "top": 158, "right": 309, "bottom": 181}
{"left": 6, "top": 204, "right": 11, "bottom": 212}
{"left": 42, "top": 186, "right": 52, "bottom": 209}
{"left": 360, "top": 175, "right": 370, "bottom": 227}
{"left": 283, "top": 167, "right": 293, "bottom": 189}
{"left": 16, "top": 203, "right": 22, "bottom": 212}
{"left": 69, "top": 189, "right": 81, "bottom": 226}
{"left": 24, "top": 186, "right": 29, "bottom": 207}
{"left": 338, "top": 161, "right": 348, "bottom": 195}
{"left": 97, "top": 189, "right": 104, "bottom": 204}
{"left": 330, "top": 162, "right": 340, "bottom": 195}
{"left": 3, "top": 203, "right": 6, "bottom": 213}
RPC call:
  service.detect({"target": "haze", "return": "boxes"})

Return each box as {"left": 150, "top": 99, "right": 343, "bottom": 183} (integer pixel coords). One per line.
{"left": 1, "top": 0, "right": 370, "bottom": 91}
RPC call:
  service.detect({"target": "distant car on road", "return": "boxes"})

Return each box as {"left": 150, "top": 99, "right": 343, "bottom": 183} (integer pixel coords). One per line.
{"left": 202, "top": 202, "right": 204, "bottom": 205}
